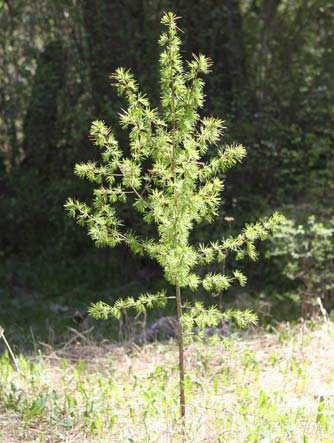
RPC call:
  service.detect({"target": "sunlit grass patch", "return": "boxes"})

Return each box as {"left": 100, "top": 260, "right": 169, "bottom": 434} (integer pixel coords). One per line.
{"left": 1, "top": 320, "right": 334, "bottom": 442}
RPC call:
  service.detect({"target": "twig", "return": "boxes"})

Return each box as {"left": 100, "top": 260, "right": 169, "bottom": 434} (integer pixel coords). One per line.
{"left": 63, "top": 327, "right": 94, "bottom": 349}
{"left": 0, "top": 326, "right": 20, "bottom": 375}
{"left": 317, "top": 297, "right": 329, "bottom": 322}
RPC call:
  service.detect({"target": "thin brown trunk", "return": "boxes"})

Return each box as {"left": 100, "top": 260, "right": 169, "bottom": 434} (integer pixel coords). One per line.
{"left": 169, "top": 17, "right": 185, "bottom": 430}
{"left": 175, "top": 284, "right": 186, "bottom": 422}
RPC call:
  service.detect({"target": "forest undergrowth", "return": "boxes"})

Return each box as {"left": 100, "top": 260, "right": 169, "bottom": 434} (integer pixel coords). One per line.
{"left": 1, "top": 319, "right": 334, "bottom": 442}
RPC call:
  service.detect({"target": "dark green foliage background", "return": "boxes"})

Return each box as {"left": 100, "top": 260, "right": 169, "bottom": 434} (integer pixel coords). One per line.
{"left": 0, "top": 0, "right": 333, "bottom": 343}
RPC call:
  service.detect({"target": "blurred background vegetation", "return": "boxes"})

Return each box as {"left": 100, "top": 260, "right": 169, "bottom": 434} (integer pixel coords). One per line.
{"left": 0, "top": 0, "right": 333, "bottom": 346}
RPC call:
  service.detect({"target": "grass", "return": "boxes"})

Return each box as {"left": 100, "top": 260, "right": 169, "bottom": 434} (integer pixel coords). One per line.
{"left": 1, "top": 320, "right": 334, "bottom": 442}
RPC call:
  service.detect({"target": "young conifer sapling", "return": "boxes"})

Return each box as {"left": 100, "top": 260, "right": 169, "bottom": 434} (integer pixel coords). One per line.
{"left": 65, "top": 12, "right": 285, "bottom": 425}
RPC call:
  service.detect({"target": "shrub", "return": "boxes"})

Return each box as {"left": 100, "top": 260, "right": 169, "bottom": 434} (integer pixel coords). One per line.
{"left": 267, "top": 216, "right": 334, "bottom": 317}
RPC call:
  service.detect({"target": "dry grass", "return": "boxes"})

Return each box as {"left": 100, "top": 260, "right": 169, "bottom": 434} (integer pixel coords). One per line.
{"left": 1, "top": 319, "right": 334, "bottom": 442}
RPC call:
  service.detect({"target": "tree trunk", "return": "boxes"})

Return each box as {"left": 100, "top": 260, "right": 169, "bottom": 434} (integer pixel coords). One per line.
{"left": 175, "top": 284, "right": 186, "bottom": 423}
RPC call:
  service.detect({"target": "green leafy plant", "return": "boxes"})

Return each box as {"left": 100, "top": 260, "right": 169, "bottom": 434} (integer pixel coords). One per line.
{"left": 65, "top": 12, "right": 284, "bottom": 424}
{"left": 267, "top": 216, "right": 334, "bottom": 317}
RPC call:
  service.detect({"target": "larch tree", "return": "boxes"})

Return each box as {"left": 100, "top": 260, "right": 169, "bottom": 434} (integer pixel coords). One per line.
{"left": 65, "top": 12, "right": 284, "bottom": 425}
